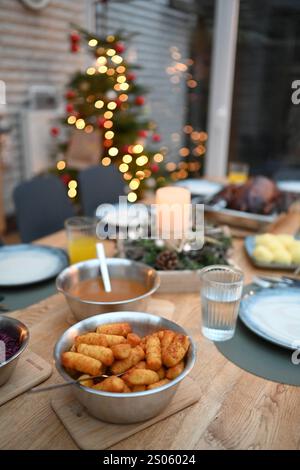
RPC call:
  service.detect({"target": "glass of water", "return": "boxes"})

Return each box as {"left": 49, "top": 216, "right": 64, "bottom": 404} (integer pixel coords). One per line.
{"left": 199, "top": 265, "right": 244, "bottom": 341}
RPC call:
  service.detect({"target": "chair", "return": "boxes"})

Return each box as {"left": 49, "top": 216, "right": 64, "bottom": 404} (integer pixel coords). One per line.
{"left": 78, "top": 164, "right": 125, "bottom": 216}
{"left": 13, "top": 174, "right": 75, "bottom": 242}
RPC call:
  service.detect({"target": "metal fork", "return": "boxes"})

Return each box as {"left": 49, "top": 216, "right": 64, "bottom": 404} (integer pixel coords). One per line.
{"left": 253, "top": 275, "right": 300, "bottom": 289}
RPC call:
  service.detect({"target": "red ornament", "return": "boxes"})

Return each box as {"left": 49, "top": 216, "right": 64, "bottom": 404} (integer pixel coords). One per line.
{"left": 115, "top": 42, "right": 125, "bottom": 54}
{"left": 50, "top": 127, "right": 60, "bottom": 137}
{"left": 70, "top": 31, "right": 80, "bottom": 53}
{"left": 71, "top": 42, "right": 80, "bottom": 53}
{"left": 65, "top": 90, "right": 76, "bottom": 100}
{"left": 152, "top": 133, "right": 161, "bottom": 142}
{"left": 115, "top": 98, "right": 122, "bottom": 107}
{"left": 135, "top": 96, "right": 145, "bottom": 106}
{"left": 127, "top": 72, "right": 136, "bottom": 82}
{"left": 138, "top": 130, "right": 148, "bottom": 138}
{"left": 60, "top": 174, "right": 72, "bottom": 186}
{"left": 65, "top": 103, "right": 74, "bottom": 113}
{"left": 151, "top": 164, "right": 160, "bottom": 173}
{"left": 70, "top": 32, "right": 80, "bottom": 42}
{"left": 97, "top": 117, "right": 106, "bottom": 128}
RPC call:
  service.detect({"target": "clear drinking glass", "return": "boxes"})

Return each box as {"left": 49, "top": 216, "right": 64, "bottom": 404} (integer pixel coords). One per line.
{"left": 199, "top": 265, "right": 244, "bottom": 341}
{"left": 65, "top": 217, "right": 98, "bottom": 265}
{"left": 228, "top": 162, "right": 249, "bottom": 184}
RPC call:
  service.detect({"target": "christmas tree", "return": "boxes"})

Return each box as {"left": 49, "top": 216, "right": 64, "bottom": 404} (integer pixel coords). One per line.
{"left": 50, "top": 26, "right": 168, "bottom": 202}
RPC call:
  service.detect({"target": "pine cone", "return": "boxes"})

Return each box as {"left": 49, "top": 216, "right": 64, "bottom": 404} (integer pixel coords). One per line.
{"left": 155, "top": 250, "right": 179, "bottom": 270}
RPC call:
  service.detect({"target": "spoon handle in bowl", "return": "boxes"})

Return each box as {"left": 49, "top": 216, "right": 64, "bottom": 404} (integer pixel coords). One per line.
{"left": 28, "top": 374, "right": 110, "bottom": 393}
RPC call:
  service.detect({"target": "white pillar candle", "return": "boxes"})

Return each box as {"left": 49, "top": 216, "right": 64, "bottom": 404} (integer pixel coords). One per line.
{"left": 156, "top": 186, "right": 191, "bottom": 240}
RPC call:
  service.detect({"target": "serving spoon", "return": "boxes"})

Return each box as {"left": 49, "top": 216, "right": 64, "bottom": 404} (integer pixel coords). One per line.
{"left": 28, "top": 372, "right": 124, "bottom": 393}
{"left": 96, "top": 242, "right": 111, "bottom": 293}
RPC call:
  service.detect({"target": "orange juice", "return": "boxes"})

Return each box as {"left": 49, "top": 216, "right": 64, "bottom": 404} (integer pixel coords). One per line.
{"left": 228, "top": 162, "right": 249, "bottom": 184}
{"left": 228, "top": 171, "right": 248, "bottom": 184}
{"left": 68, "top": 236, "right": 98, "bottom": 264}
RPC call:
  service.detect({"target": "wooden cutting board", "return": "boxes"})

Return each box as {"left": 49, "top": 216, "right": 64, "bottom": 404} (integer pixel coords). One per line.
{"left": 51, "top": 376, "right": 200, "bottom": 450}
{"left": 0, "top": 350, "right": 52, "bottom": 406}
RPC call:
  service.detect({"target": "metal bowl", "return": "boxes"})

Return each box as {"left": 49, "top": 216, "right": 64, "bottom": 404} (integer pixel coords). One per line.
{"left": 0, "top": 316, "right": 30, "bottom": 387}
{"left": 54, "top": 311, "right": 196, "bottom": 424}
{"left": 56, "top": 258, "right": 160, "bottom": 321}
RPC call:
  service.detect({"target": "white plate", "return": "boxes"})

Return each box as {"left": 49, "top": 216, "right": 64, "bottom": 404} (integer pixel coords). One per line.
{"left": 174, "top": 179, "right": 222, "bottom": 197}
{"left": 0, "top": 245, "right": 68, "bottom": 286}
{"left": 239, "top": 287, "right": 300, "bottom": 350}
{"left": 277, "top": 180, "right": 300, "bottom": 193}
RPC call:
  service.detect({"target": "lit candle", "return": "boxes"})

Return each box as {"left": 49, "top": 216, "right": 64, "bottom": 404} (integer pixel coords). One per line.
{"left": 156, "top": 186, "right": 191, "bottom": 240}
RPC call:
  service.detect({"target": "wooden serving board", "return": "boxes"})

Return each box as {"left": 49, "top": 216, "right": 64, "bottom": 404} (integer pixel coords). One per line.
{"left": 0, "top": 350, "right": 52, "bottom": 406}
{"left": 51, "top": 376, "right": 200, "bottom": 450}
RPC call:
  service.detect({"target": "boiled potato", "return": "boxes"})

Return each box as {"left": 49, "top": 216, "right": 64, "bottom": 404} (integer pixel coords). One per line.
{"left": 276, "top": 234, "right": 295, "bottom": 250}
{"left": 255, "top": 233, "right": 278, "bottom": 246}
{"left": 256, "top": 234, "right": 283, "bottom": 253}
{"left": 272, "top": 247, "right": 292, "bottom": 265}
{"left": 253, "top": 245, "right": 274, "bottom": 263}
{"left": 266, "top": 240, "right": 284, "bottom": 253}
{"left": 289, "top": 241, "right": 300, "bottom": 264}
{"left": 254, "top": 233, "right": 299, "bottom": 265}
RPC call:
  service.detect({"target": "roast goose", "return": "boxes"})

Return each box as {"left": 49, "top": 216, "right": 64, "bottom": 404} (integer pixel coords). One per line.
{"left": 211, "top": 176, "right": 298, "bottom": 215}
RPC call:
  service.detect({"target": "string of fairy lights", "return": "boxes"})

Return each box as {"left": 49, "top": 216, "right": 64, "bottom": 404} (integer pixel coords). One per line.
{"left": 162, "top": 45, "right": 208, "bottom": 182}
{"left": 54, "top": 33, "right": 207, "bottom": 201}
{"left": 55, "top": 32, "right": 166, "bottom": 203}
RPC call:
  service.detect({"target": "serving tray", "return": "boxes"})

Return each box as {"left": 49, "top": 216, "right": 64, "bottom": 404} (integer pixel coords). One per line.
{"left": 0, "top": 350, "right": 52, "bottom": 406}
{"left": 51, "top": 376, "right": 200, "bottom": 450}
{"left": 204, "top": 204, "right": 276, "bottom": 231}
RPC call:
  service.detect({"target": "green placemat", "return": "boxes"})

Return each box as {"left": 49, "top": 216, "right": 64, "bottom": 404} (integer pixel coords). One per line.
{"left": 0, "top": 279, "right": 57, "bottom": 312}
{"left": 215, "top": 318, "right": 300, "bottom": 386}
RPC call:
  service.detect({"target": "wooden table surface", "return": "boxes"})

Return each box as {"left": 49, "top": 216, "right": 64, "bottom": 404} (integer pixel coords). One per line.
{"left": 1, "top": 230, "right": 300, "bottom": 450}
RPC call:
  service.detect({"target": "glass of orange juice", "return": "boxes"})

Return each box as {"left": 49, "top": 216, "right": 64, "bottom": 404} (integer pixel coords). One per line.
{"left": 65, "top": 217, "right": 98, "bottom": 265}
{"left": 228, "top": 162, "right": 249, "bottom": 184}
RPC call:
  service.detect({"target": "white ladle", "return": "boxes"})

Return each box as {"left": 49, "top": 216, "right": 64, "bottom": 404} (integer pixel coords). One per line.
{"left": 96, "top": 243, "right": 112, "bottom": 293}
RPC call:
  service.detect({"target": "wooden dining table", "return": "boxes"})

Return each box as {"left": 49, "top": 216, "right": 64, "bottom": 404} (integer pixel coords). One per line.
{"left": 1, "top": 229, "right": 300, "bottom": 450}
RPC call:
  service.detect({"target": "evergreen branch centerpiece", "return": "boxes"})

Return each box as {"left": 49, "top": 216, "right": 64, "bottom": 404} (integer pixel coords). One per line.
{"left": 122, "top": 227, "right": 232, "bottom": 272}
{"left": 112, "top": 186, "right": 233, "bottom": 292}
